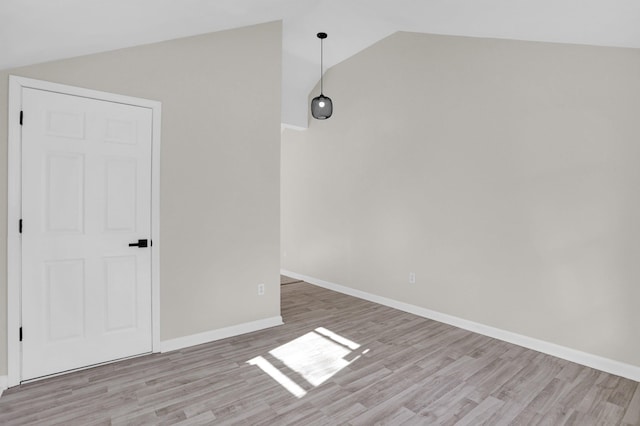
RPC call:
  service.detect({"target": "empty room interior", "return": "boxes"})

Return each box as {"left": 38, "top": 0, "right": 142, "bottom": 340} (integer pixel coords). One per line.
{"left": 1, "top": 0, "right": 640, "bottom": 424}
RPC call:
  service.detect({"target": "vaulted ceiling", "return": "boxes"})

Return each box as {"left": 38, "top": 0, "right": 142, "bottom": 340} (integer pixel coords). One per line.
{"left": 2, "top": 0, "right": 639, "bottom": 128}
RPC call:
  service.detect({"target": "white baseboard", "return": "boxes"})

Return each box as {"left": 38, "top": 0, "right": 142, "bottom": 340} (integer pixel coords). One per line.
{"left": 0, "top": 375, "right": 7, "bottom": 398}
{"left": 281, "top": 269, "right": 640, "bottom": 382}
{"left": 160, "top": 316, "right": 283, "bottom": 353}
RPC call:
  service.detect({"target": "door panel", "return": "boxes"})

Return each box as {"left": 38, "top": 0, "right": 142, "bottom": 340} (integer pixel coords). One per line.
{"left": 105, "top": 118, "right": 137, "bottom": 144}
{"left": 104, "top": 255, "right": 138, "bottom": 332}
{"left": 45, "top": 260, "right": 85, "bottom": 341}
{"left": 21, "top": 88, "right": 153, "bottom": 380}
{"left": 105, "top": 159, "right": 137, "bottom": 232}
{"left": 46, "top": 153, "right": 85, "bottom": 232}
{"left": 45, "top": 110, "right": 85, "bottom": 139}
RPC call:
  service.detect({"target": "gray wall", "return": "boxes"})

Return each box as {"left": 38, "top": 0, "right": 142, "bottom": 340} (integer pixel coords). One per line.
{"left": 1, "top": 21, "right": 282, "bottom": 375}
{"left": 282, "top": 32, "right": 640, "bottom": 367}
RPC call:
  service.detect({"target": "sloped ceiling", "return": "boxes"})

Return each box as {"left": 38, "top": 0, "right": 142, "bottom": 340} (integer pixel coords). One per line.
{"left": 1, "top": 0, "right": 639, "bottom": 128}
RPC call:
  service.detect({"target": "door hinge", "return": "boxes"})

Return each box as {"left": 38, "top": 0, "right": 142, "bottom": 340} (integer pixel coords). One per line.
{"left": 20, "top": 110, "right": 23, "bottom": 126}
{"left": 19, "top": 327, "right": 23, "bottom": 342}
{"left": 19, "top": 219, "right": 22, "bottom": 234}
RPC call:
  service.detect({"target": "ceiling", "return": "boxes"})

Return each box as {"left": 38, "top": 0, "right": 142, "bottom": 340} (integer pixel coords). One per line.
{"left": 2, "top": 0, "right": 639, "bottom": 129}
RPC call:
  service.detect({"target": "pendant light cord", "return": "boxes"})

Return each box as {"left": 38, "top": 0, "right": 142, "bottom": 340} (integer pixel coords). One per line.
{"left": 320, "top": 37, "right": 324, "bottom": 95}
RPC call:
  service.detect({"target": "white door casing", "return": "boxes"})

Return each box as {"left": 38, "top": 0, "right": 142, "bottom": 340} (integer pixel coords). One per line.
{"left": 7, "top": 76, "right": 161, "bottom": 386}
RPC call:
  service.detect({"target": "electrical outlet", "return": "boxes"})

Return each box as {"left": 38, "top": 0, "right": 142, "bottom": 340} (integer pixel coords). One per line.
{"left": 258, "top": 283, "right": 265, "bottom": 296}
{"left": 409, "top": 272, "right": 416, "bottom": 284}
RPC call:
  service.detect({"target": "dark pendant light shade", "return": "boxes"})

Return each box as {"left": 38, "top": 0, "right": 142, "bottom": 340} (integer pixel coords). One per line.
{"left": 311, "top": 94, "right": 332, "bottom": 120}
{"left": 311, "top": 32, "right": 333, "bottom": 120}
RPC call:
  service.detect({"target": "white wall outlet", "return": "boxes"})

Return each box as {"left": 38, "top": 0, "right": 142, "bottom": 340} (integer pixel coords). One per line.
{"left": 258, "top": 283, "right": 265, "bottom": 296}
{"left": 409, "top": 272, "right": 416, "bottom": 284}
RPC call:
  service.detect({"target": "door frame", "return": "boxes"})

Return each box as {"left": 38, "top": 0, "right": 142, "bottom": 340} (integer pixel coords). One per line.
{"left": 7, "top": 75, "right": 162, "bottom": 387}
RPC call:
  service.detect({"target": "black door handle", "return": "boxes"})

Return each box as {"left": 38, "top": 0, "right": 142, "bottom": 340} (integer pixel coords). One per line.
{"left": 129, "top": 239, "right": 149, "bottom": 248}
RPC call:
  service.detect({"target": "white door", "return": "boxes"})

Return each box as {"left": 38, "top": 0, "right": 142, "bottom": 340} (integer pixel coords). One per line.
{"left": 21, "top": 88, "right": 153, "bottom": 380}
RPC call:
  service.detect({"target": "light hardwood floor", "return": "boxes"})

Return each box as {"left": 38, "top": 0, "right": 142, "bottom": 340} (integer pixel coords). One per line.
{"left": 1, "top": 281, "right": 639, "bottom": 425}
{"left": 280, "top": 274, "right": 303, "bottom": 285}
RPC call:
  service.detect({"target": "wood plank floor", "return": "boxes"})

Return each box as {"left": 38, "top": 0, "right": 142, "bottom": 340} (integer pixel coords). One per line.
{"left": 280, "top": 274, "right": 303, "bottom": 285}
{"left": 1, "top": 281, "right": 639, "bottom": 425}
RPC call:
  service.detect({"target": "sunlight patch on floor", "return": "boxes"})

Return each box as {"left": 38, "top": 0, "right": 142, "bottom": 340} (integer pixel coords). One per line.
{"left": 247, "top": 327, "right": 366, "bottom": 398}
{"left": 247, "top": 356, "right": 307, "bottom": 398}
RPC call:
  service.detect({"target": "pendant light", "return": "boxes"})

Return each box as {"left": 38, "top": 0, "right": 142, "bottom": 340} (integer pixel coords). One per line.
{"left": 311, "top": 32, "right": 333, "bottom": 120}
